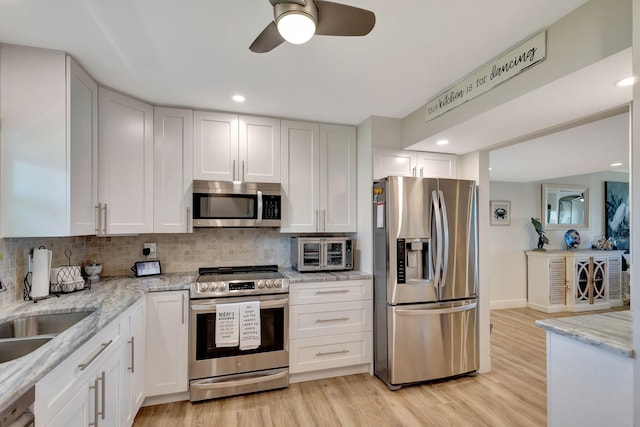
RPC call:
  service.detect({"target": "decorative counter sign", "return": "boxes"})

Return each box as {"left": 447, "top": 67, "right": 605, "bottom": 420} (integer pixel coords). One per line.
{"left": 425, "top": 31, "right": 546, "bottom": 122}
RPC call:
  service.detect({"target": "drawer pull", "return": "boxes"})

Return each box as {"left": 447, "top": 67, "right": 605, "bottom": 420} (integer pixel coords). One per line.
{"left": 315, "top": 290, "right": 349, "bottom": 295}
{"left": 78, "top": 340, "right": 113, "bottom": 371}
{"left": 316, "top": 349, "right": 350, "bottom": 357}
{"left": 315, "top": 317, "right": 350, "bottom": 323}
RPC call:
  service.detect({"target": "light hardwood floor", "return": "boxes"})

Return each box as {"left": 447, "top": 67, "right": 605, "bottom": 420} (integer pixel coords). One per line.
{"left": 134, "top": 307, "right": 627, "bottom": 427}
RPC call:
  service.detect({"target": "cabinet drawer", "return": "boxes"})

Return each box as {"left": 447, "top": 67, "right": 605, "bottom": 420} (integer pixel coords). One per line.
{"left": 290, "top": 300, "right": 372, "bottom": 339}
{"left": 290, "top": 332, "right": 372, "bottom": 373}
{"left": 290, "top": 280, "right": 372, "bottom": 305}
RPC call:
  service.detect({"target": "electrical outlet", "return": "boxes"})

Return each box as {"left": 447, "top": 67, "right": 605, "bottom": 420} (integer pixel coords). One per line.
{"left": 143, "top": 243, "right": 157, "bottom": 259}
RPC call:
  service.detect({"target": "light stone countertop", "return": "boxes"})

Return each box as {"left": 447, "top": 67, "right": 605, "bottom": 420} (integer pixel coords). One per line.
{"left": 280, "top": 268, "right": 372, "bottom": 283}
{"left": 0, "top": 273, "right": 195, "bottom": 414}
{"left": 535, "top": 310, "right": 633, "bottom": 358}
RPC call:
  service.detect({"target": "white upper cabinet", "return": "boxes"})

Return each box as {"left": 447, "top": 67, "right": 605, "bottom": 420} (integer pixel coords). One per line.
{"left": 373, "top": 148, "right": 457, "bottom": 180}
{"left": 320, "top": 124, "right": 357, "bottom": 232}
{"left": 153, "top": 107, "right": 194, "bottom": 233}
{"left": 0, "top": 46, "right": 98, "bottom": 237}
{"left": 281, "top": 121, "right": 356, "bottom": 233}
{"left": 98, "top": 88, "right": 154, "bottom": 234}
{"left": 194, "top": 112, "right": 280, "bottom": 183}
{"left": 373, "top": 148, "right": 417, "bottom": 179}
{"left": 414, "top": 151, "right": 457, "bottom": 178}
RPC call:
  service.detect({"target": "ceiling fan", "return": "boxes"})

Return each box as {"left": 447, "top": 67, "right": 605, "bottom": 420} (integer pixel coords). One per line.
{"left": 249, "top": 0, "right": 376, "bottom": 53}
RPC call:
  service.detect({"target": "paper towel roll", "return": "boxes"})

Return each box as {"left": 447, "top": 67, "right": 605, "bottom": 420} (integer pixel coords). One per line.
{"left": 31, "top": 248, "right": 51, "bottom": 298}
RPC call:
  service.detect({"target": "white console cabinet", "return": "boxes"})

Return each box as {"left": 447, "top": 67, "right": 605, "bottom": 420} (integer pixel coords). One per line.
{"left": 289, "top": 280, "right": 372, "bottom": 382}
{"left": 526, "top": 250, "right": 624, "bottom": 313}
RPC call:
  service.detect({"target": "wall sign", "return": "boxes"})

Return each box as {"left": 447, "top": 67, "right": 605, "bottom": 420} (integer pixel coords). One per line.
{"left": 425, "top": 31, "right": 546, "bottom": 122}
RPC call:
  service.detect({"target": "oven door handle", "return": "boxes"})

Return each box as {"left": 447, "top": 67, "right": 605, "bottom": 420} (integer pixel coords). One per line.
{"left": 190, "top": 369, "right": 288, "bottom": 391}
{"left": 191, "top": 297, "right": 288, "bottom": 312}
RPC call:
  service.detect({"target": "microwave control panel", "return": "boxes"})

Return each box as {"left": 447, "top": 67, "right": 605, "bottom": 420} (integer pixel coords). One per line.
{"left": 262, "top": 195, "right": 281, "bottom": 219}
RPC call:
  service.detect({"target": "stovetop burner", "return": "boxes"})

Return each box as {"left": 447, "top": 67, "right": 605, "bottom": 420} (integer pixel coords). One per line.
{"left": 191, "top": 264, "right": 289, "bottom": 299}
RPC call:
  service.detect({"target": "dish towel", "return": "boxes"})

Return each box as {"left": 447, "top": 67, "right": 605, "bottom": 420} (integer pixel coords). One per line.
{"left": 239, "top": 301, "right": 261, "bottom": 351}
{"left": 215, "top": 303, "right": 239, "bottom": 347}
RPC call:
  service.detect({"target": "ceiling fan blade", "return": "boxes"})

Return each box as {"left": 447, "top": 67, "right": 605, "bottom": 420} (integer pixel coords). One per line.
{"left": 249, "top": 21, "right": 285, "bottom": 53}
{"left": 314, "top": 0, "right": 375, "bottom": 36}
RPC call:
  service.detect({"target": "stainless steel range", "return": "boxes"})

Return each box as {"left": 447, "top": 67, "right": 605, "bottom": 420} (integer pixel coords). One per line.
{"left": 189, "top": 265, "right": 289, "bottom": 402}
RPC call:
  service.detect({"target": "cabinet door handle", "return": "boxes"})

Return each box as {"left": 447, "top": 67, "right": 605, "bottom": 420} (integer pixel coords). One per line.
{"left": 186, "top": 206, "right": 191, "bottom": 232}
{"left": 242, "top": 160, "right": 245, "bottom": 181}
{"left": 316, "top": 209, "right": 320, "bottom": 232}
{"left": 412, "top": 167, "right": 416, "bottom": 176}
{"left": 128, "top": 337, "right": 135, "bottom": 373}
{"left": 78, "top": 340, "right": 113, "bottom": 371}
{"left": 232, "top": 160, "right": 236, "bottom": 181}
{"left": 315, "top": 317, "right": 349, "bottom": 323}
{"left": 102, "top": 204, "right": 107, "bottom": 234}
{"left": 94, "top": 203, "right": 102, "bottom": 234}
{"left": 420, "top": 167, "right": 424, "bottom": 177}
{"left": 182, "top": 294, "right": 185, "bottom": 324}
{"left": 98, "top": 370, "right": 106, "bottom": 421}
{"left": 89, "top": 378, "right": 99, "bottom": 427}
{"left": 315, "top": 289, "right": 349, "bottom": 295}
{"left": 316, "top": 349, "right": 349, "bottom": 357}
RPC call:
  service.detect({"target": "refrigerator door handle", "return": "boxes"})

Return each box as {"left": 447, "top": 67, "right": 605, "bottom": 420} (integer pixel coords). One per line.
{"left": 395, "top": 302, "right": 476, "bottom": 316}
{"left": 438, "top": 189, "right": 449, "bottom": 290}
{"left": 432, "top": 190, "right": 443, "bottom": 291}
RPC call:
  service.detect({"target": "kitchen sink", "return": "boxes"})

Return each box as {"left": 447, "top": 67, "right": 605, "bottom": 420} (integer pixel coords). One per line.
{"left": 0, "top": 311, "right": 94, "bottom": 339}
{"left": 0, "top": 337, "right": 54, "bottom": 363}
{"left": 0, "top": 310, "right": 94, "bottom": 363}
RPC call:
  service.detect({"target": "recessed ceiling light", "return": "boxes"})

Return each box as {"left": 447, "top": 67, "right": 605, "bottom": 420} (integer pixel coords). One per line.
{"left": 436, "top": 139, "right": 449, "bottom": 145}
{"left": 610, "top": 162, "right": 623, "bottom": 167}
{"left": 232, "top": 95, "right": 246, "bottom": 103}
{"left": 488, "top": 167, "right": 492, "bottom": 171}
{"left": 614, "top": 77, "right": 635, "bottom": 87}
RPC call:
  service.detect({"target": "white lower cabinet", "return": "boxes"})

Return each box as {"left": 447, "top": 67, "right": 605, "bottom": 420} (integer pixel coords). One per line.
{"left": 35, "top": 299, "right": 144, "bottom": 427}
{"left": 144, "top": 291, "right": 189, "bottom": 397}
{"left": 289, "top": 280, "right": 372, "bottom": 379}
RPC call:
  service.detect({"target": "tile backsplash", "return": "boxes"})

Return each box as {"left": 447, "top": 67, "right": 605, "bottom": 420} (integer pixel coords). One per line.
{"left": 0, "top": 229, "right": 291, "bottom": 307}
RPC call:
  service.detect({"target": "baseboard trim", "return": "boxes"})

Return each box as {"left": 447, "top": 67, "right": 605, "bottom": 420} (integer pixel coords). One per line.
{"left": 290, "top": 364, "right": 370, "bottom": 384}
{"left": 141, "top": 391, "right": 189, "bottom": 407}
{"left": 490, "top": 299, "right": 527, "bottom": 310}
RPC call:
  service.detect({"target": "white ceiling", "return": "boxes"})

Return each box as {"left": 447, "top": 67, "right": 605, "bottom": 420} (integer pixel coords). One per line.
{"left": 0, "top": 0, "right": 630, "bottom": 182}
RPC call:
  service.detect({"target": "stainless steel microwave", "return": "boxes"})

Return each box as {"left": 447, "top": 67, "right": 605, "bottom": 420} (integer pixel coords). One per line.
{"left": 192, "top": 180, "right": 281, "bottom": 227}
{"left": 291, "top": 237, "right": 354, "bottom": 271}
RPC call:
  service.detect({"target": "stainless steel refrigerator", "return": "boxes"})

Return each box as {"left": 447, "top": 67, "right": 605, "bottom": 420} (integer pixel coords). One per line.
{"left": 373, "top": 176, "right": 478, "bottom": 390}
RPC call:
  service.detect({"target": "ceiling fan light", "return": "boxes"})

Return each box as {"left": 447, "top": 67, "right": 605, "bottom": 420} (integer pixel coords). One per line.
{"left": 277, "top": 12, "right": 316, "bottom": 45}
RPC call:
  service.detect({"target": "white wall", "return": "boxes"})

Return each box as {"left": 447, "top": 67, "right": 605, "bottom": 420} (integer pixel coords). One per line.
{"left": 489, "top": 171, "right": 629, "bottom": 308}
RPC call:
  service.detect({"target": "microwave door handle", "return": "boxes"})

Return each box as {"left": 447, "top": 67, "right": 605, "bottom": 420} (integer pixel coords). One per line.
{"left": 256, "top": 191, "right": 263, "bottom": 224}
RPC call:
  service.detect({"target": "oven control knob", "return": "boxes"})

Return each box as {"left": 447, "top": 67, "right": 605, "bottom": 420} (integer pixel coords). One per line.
{"left": 274, "top": 279, "right": 282, "bottom": 288}
{"left": 266, "top": 280, "right": 273, "bottom": 288}
{"left": 218, "top": 282, "right": 227, "bottom": 291}
{"left": 210, "top": 282, "right": 218, "bottom": 291}
{"left": 257, "top": 280, "right": 265, "bottom": 289}
{"left": 197, "top": 282, "right": 209, "bottom": 293}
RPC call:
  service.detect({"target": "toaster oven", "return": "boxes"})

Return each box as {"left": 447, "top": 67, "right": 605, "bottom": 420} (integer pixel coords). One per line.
{"left": 291, "top": 237, "right": 354, "bottom": 272}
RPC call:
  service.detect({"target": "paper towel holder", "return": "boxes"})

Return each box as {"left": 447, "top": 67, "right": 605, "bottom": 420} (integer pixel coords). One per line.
{"left": 23, "top": 246, "right": 59, "bottom": 303}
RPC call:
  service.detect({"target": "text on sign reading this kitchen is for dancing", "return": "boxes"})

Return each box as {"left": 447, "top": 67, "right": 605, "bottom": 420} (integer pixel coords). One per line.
{"left": 425, "top": 30, "right": 546, "bottom": 122}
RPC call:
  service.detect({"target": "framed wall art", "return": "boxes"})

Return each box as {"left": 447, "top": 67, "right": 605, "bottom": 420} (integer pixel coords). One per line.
{"left": 605, "top": 181, "right": 629, "bottom": 252}
{"left": 490, "top": 200, "right": 511, "bottom": 226}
